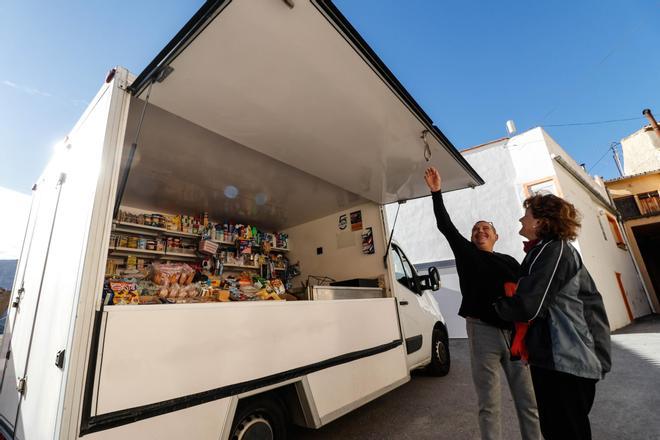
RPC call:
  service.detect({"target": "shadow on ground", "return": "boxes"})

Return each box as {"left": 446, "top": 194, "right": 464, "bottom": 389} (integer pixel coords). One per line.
{"left": 293, "top": 315, "right": 660, "bottom": 440}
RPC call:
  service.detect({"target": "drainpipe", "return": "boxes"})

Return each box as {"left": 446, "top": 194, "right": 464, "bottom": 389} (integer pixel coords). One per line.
{"left": 642, "top": 108, "right": 660, "bottom": 139}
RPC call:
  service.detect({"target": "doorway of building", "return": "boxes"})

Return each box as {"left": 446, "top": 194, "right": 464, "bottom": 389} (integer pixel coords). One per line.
{"left": 632, "top": 223, "right": 660, "bottom": 305}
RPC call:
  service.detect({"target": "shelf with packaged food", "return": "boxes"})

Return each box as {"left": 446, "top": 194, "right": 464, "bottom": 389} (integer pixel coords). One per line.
{"left": 209, "top": 239, "right": 236, "bottom": 246}
{"left": 223, "top": 263, "right": 260, "bottom": 270}
{"left": 164, "top": 251, "right": 199, "bottom": 259}
{"left": 108, "top": 246, "right": 200, "bottom": 261}
{"left": 113, "top": 221, "right": 200, "bottom": 238}
{"left": 208, "top": 236, "right": 289, "bottom": 251}
{"left": 110, "top": 246, "right": 166, "bottom": 256}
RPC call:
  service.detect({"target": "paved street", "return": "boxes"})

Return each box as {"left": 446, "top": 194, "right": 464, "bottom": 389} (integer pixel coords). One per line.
{"left": 294, "top": 315, "right": 660, "bottom": 440}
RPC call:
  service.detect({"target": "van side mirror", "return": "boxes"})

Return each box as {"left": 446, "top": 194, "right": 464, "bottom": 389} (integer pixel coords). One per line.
{"left": 419, "top": 266, "right": 441, "bottom": 292}
{"left": 428, "top": 266, "right": 441, "bottom": 291}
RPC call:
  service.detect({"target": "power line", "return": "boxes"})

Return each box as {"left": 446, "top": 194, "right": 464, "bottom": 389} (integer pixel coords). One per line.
{"left": 588, "top": 142, "right": 621, "bottom": 174}
{"left": 588, "top": 148, "right": 612, "bottom": 173}
{"left": 544, "top": 116, "right": 643, "bottom": 128}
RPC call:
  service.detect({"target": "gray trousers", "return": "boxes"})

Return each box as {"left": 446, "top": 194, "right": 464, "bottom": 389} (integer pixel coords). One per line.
{"left": 466, "top": 318, "right": 541, "bottom": 440}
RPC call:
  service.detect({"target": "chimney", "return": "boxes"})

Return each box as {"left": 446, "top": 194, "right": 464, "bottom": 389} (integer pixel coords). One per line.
{"left": 506, "top": 120, "right": 517, "bottom": 136}
{"left": 642, "top": 108, "right": 660, "bottom": 139}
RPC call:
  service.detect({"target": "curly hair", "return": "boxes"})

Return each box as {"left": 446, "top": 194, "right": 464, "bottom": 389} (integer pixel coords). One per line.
{"left": 523, "top": 193, "right": 581, "bottom": 241}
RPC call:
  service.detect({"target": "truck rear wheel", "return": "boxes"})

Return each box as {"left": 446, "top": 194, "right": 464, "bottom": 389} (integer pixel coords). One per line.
{"left": 427, "top": 326, "right": 450, "bottom": 377}
{"left": 230, "top": 396, "right": 288, "bottom": 440}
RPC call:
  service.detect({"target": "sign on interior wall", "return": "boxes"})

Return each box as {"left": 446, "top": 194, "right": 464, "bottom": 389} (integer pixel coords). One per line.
{"left": 338, "top": 214, "right": 347, "bottom": 230}
{"left": 362, "top": 227, "right": 374, "bottom": 255}
{"left": 350, "top": 210, "right": 363, "bottom": 231}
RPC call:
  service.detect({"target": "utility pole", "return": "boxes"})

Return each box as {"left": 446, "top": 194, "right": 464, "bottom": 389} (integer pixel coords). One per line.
{"left": 611, "top": 142, "right": 624, "bottom": 177}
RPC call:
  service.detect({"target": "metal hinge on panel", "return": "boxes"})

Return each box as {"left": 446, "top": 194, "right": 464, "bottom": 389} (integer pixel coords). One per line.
{"left": 421, "top": 130, "right": 431, "bottom": 162}
{"left": 17, "top": 378, "right": 26, "bottom": 395}
{"left": 5, "top": 349, "right": 11, "bottom": 360}
{"left": 55, "top": 350, "right": 65, "bottom": 369}
{"left": 155, "top": 66, "right": 174, "bottom": 83}
{"left": 57, "top": 173, "right": 67, "bottom": 186}
{"left": 117, "top": 76, "right": 129, "bottom": 90}
{"left": 12, "top": 286, "right": 24, "bottom": 308}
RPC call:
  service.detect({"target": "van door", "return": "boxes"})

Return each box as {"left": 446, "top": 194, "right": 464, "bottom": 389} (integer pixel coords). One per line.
{"left": 0, "top": 165, "right": 64, "bottom": 436}
{"left": 391, "top": 245, "right": 429, "bottom": 368}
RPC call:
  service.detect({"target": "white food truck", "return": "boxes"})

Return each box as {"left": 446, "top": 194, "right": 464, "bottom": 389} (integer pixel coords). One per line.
{"left": 0, "top": 1, "right": 483, "bottom": 439}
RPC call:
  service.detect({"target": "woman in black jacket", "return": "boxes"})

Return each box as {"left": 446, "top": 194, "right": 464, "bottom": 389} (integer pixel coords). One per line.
{"left": 494, "top": 193, "right": 611, "bottom": 440}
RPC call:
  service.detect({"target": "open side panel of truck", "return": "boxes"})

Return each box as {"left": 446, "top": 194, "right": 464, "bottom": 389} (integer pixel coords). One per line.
{"left": 128, "top": 0, "right": 482, "bottom": 205}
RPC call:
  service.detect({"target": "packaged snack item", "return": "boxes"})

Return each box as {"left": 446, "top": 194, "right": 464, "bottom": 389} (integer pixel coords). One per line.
{"left": 199, "top": 239, "right": 219, "bottom": 255}
{"left": 216, "top": 290, "right": 230, "bottom": 302}
{"left": 158, "top": 286, "right": 169, "bottom": 298}
{"left": 168, "top": 283, "right": 181, "bottom": 298}
{"left": 152, "top": 263, "right": 194, "bottom": 286}
{"left": 118, "top": 235, "right": 129, "bottom": 248}
{"left": 271, "top": 279, "right": 286, "bottom": 295}
{"left": 128, "top": 236, "right": 139, "bottom": 249}
{"left": 134, "top": 295, "right": 161, "bottom": 305}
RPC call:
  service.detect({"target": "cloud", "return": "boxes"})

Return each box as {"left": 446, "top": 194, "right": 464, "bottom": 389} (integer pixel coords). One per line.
{"left": 3, "top": 79, "right": 85, "bottom": 106}
{"left": 25, "top": 87, "right": 51, "bottom": 97}
{"left": 2, "top": 79, "right": 52, "bottom": 98}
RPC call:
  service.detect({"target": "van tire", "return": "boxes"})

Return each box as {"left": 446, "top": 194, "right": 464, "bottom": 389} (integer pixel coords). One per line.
{"left": 230, "top": 395, "right": 288, "bottom": 440}
{"left": 427, "top": 326, "right": 450, "bottom": 376}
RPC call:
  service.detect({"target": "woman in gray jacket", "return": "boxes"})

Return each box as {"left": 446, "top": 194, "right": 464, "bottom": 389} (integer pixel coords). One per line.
{"left": 494, "top": 193, "right": 611, "bottom": 440}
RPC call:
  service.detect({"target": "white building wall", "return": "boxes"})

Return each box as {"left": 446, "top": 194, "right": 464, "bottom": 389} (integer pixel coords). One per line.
{"left": 507, "top": 127, "right": 557, "bottom": 188}
{"left": 621, "top": 128, "right": 660, "bottom": 175}
{"left": 551, "top": 161, "right": 651, "bottom": 329}
{"left": 541, "top": 130, "right": 610, "bottom": 200}
{"left": 389, "top": 127, "right": 651, "bottom": 337}
{"left": 537, "top": 129, "right": 651, "bottom": 326}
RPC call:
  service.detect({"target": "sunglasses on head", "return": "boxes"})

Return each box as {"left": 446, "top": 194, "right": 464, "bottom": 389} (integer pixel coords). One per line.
{"left": 472, "top": 221, "right": 495, "bottom": 232}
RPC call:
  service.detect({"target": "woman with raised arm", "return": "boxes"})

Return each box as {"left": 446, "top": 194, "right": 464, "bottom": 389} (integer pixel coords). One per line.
{"left": 424, "top": 167, "right": 540, "bottom": 440}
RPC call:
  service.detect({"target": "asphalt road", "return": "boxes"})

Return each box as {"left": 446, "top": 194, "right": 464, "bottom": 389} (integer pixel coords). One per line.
{"left": 293, "top": 315, "right": 660, "bottom": 440}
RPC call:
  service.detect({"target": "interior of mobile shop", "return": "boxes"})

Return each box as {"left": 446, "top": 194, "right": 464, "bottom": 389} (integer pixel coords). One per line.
{"left": 103, "top": 96, "right": 391, "bottom": 307}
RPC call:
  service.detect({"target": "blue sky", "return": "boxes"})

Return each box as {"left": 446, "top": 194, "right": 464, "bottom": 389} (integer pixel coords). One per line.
{"left": 1, "top": 0, "right": 658, "bottom": 195}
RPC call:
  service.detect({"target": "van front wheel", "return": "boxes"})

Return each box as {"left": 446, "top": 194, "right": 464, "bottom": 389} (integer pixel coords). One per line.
{"left": 230, "top": 396, "right": 287, "bottom": 440}
{"left": 427, "top": 326, "right": 450, "bottom": 377}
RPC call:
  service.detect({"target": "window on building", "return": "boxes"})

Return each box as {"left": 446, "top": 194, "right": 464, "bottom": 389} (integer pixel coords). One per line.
{"left": 638, "top": 191, "right": 660, "bottom": 216}
{"left": 524, "top": 178, "right": 559, "bottom": 197}
{"left": 606, "top": 214, "right": 626, "bottom": 249}
{"left": 613, "top": 196, "right": 641, "bottom": 220}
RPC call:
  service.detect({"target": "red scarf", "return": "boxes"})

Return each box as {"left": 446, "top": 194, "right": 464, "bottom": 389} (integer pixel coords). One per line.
{"left": 523, "top": 239, "right": 541, "bottom": 253}
{"left": 506, "top": 239, "right": 540, "bottom": 363}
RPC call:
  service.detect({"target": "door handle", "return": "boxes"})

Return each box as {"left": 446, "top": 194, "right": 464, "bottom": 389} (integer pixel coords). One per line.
{"left": 399, "top": 300, "right": 409, "bottom": 305}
